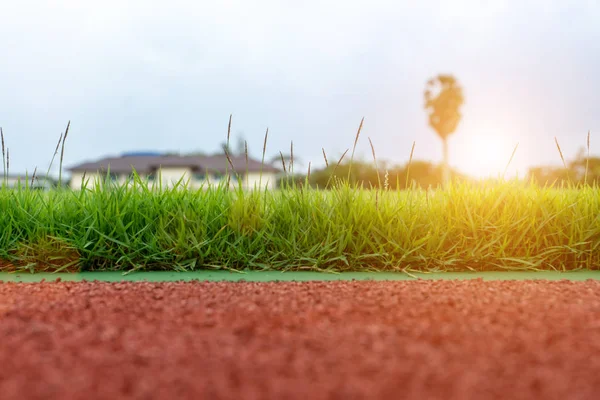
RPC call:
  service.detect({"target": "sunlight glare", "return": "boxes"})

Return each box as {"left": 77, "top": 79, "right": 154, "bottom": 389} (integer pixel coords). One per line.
{"left": 455, "top": 133, "right": 518, "bottom": 179}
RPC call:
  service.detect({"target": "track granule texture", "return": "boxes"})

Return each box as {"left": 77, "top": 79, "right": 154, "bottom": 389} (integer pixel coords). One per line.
{"left": 1, "top": 279, "right": 600, "bottom": 400}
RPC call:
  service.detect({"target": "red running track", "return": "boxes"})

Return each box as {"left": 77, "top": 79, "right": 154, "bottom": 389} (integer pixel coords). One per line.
{"left": 0, "top": 279, "right": 599, "bottom": 400}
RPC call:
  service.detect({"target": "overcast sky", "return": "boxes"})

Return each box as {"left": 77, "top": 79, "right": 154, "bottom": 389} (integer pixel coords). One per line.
{"left": 1, "top": 0, "right": 599, "bottom": 178}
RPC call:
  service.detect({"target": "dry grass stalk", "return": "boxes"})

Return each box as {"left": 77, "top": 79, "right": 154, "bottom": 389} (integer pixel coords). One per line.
{"left": 259, "top": 127, "right": 269, "bottom": 190}
{"left": 347, "top": 117, "right": 364, "bottom": 180}
{"left": 45, "top": 132, "right": 64, "bottom": 186}
{"left": 58, "top": 121, "right": 70, "bottom": 186}
{"left": 405, "top": 141, "right": 416, "bottom": 189}
{"left": 1, "top": 127, "right": 5, "bottom": 183}
{"left": 555, "top": 137, "right": 567, "bottom": 169}
{"left": 227, "top": 114, "right": 232, "bottom": 145}
{"left": 290, "top": 141, "right": 294, "bottom": 175}
{"left": 245, "top": 140, "right": 249, "bottom": 187}
{"left": 350, "top": 117, "right": 364, "bottom": 162}
{"left": 327, "top": 149, "right": 348, "bottom": 188}
{"left": 279, "top": 151, "right": 287, "bottom": 174}
{"left": 384, "top": 169, "right": 389, "bottom": 191}
{"left": 585, "top": 131, "right": 591, "bottom": 186}
{"left": 31, "top": 167, "right": 37, "bottom": 187}
{"left": 225, "top": 115, "right": 233, "bottom": 185}
{"left": 503, "top": 143, "right": 519, "bottom": 181}
{"left": 225, "top": 151, "right": 236, "bottom": 173}
{"left": 368, "top": 137, "right": 381, "bottom": 189}
{"left": 555, "top": 137, "right": 571, "bottom": 183}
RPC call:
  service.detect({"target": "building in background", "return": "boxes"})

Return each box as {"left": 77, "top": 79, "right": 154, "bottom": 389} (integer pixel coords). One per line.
{"left": 2, "top": 174, "right": 55, "bottom": 190}
{"left": 68, "top": 152, "right": 281, "bottom": 190}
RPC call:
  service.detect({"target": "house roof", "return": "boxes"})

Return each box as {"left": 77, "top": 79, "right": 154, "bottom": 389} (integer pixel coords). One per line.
{"left": 68, "top": 153, "right": 281, "bottom": 174}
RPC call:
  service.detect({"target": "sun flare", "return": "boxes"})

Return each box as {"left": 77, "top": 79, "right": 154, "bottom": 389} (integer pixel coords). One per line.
{"left": 455, "top": 133, "right": 518, "bottom": 179}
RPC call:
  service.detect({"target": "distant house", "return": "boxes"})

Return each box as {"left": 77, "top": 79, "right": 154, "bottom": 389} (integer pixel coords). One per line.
{"left": 2, "top": 174, "right": 55, "bottom": 190}
{"left": 67, "top": 152, "right": 281, "bottom": 190}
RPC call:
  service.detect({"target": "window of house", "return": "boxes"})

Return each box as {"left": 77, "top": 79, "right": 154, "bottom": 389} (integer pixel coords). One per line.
{"left": 104, "top": 172, "right": 119, "bottom": 181}
{"left": 193, "top": 173, "right": 207, "bottom": 181}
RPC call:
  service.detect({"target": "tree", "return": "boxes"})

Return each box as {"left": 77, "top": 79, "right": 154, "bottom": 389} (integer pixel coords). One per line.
{"left": 528, "top": 146, "right": 600, "bottom": 187}
{"left": 219, "top": 133, "right": 247, "bottom": 156}
{"left": 270, "top": 153, "right": 302, "bottom": 174}
{"left": 527, "top": 166, "right": 570, "bottom": 186}
{"left": 235, "top": 134, "right": 247, "bottom": 156}
{"left": 220, "top": 141, "right": 230, "bottom": 155}
{"left": 300, "top": 159, "right": 464, "bottom": 190}
{"left": 424, "top": 75, "right": 465, "bottom": 185}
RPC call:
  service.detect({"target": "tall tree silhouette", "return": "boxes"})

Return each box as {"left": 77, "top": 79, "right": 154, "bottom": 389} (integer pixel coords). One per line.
{"left": 424, "top": 75, "right": 464, "bottom": 184}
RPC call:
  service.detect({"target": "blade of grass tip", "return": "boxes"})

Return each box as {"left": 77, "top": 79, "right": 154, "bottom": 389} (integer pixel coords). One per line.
{"left": 245, "top": 140, "right": 249, "bottom": 188}
{"left": 259, "top": 127, "right": 268, "bottom": 190}
{"left": 58, "top": 120, "right": 70, "bottom": 188}
{"left": 326, "top": 148, "right": 349, "bottom": 188}
{"left": 555, "top": 136, "right": 571, "bottom": 183}
{"left": 1, "top": 127, "right": 5, "bottom": 184}
{"left": 585, "top": 131, "right": 590, "bottom": 186}
{"left": 290, "top": 140, "right": 294, "bottom": 177}
{"left": 347, "top": 117, "right": 364, "bottom": 181}
{"left": 555, "top": 136, "right": 567, "bottom": 168}
{"left": 46, "top": 132, "right": 63, "bottom": 180}
{"left": 225, "top": 148, "right": 236, "bottom": 173}
{"left": 279, "top": 151, "right": 287, "bottom": 189}
{"left": 225, "top": 114, "right": 232, "bottom": 182}
{"left": 307, "top": 161, "right": 311, "bottom": 185}
{"left": 227, "top": 114, "right": 232, "bottom": 146}
{"left": 588, "top": 130, "right": 591, "bottom": 151}
{"left": 31, "top": 166, "right": 37, "bottom": 187}
{"left": 502, "top": 142, "right": 519, "bottom": 181}
{"left": 368, "top": 137, "right": 381, "bottom": 189}
{"left": 279, "top": 151, "right": 287, "bottom": 174}
{"left": 384, "top": 168, "right": 389, "bottom": 190}
{"left": 334, "top": 149, "right": 349, "bottom": 171}
{"left": 322, "top": 148, "right": 329, "bottom": 168}
{"left": 405, "top": 141, "right": 416, "bottom": 190}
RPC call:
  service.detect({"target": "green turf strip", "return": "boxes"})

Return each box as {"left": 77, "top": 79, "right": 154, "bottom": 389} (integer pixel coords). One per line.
{"left": 0, "top": 270, "right": 599, "bottom": 283}
{"left": 2, "top": 180, "right": 600, "bottom": 273}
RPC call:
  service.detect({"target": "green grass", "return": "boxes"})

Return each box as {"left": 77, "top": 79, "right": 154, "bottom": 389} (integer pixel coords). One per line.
{"left": 1, "top": 120, "right": 598, "bottom": 274}
{"left": 1, "top": 176, "right": 599, "bottom": 273}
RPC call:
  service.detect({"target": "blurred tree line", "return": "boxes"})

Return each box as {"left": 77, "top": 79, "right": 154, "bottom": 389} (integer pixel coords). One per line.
{"left": 276, "top": 148, "right": 600, "bottom": 189}
{"left": 527, "top": 148, "right": 600, "bottom": 186}
{"left": 278, "top": 159, "right": 465, "bottom": 189}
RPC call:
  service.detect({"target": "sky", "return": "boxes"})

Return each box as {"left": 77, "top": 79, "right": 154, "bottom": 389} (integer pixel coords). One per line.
{"left": 0, "top": 0, "right": 599, "bottom": 178}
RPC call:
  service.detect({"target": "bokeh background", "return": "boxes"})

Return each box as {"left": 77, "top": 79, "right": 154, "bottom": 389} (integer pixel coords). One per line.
{"left": 1, "top": 0, "right": 598, "bottom": 180}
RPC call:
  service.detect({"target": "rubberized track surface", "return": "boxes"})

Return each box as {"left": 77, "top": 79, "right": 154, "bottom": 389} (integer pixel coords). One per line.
{"left": 1, "top": 279, "right": 600, "bottom": 399}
